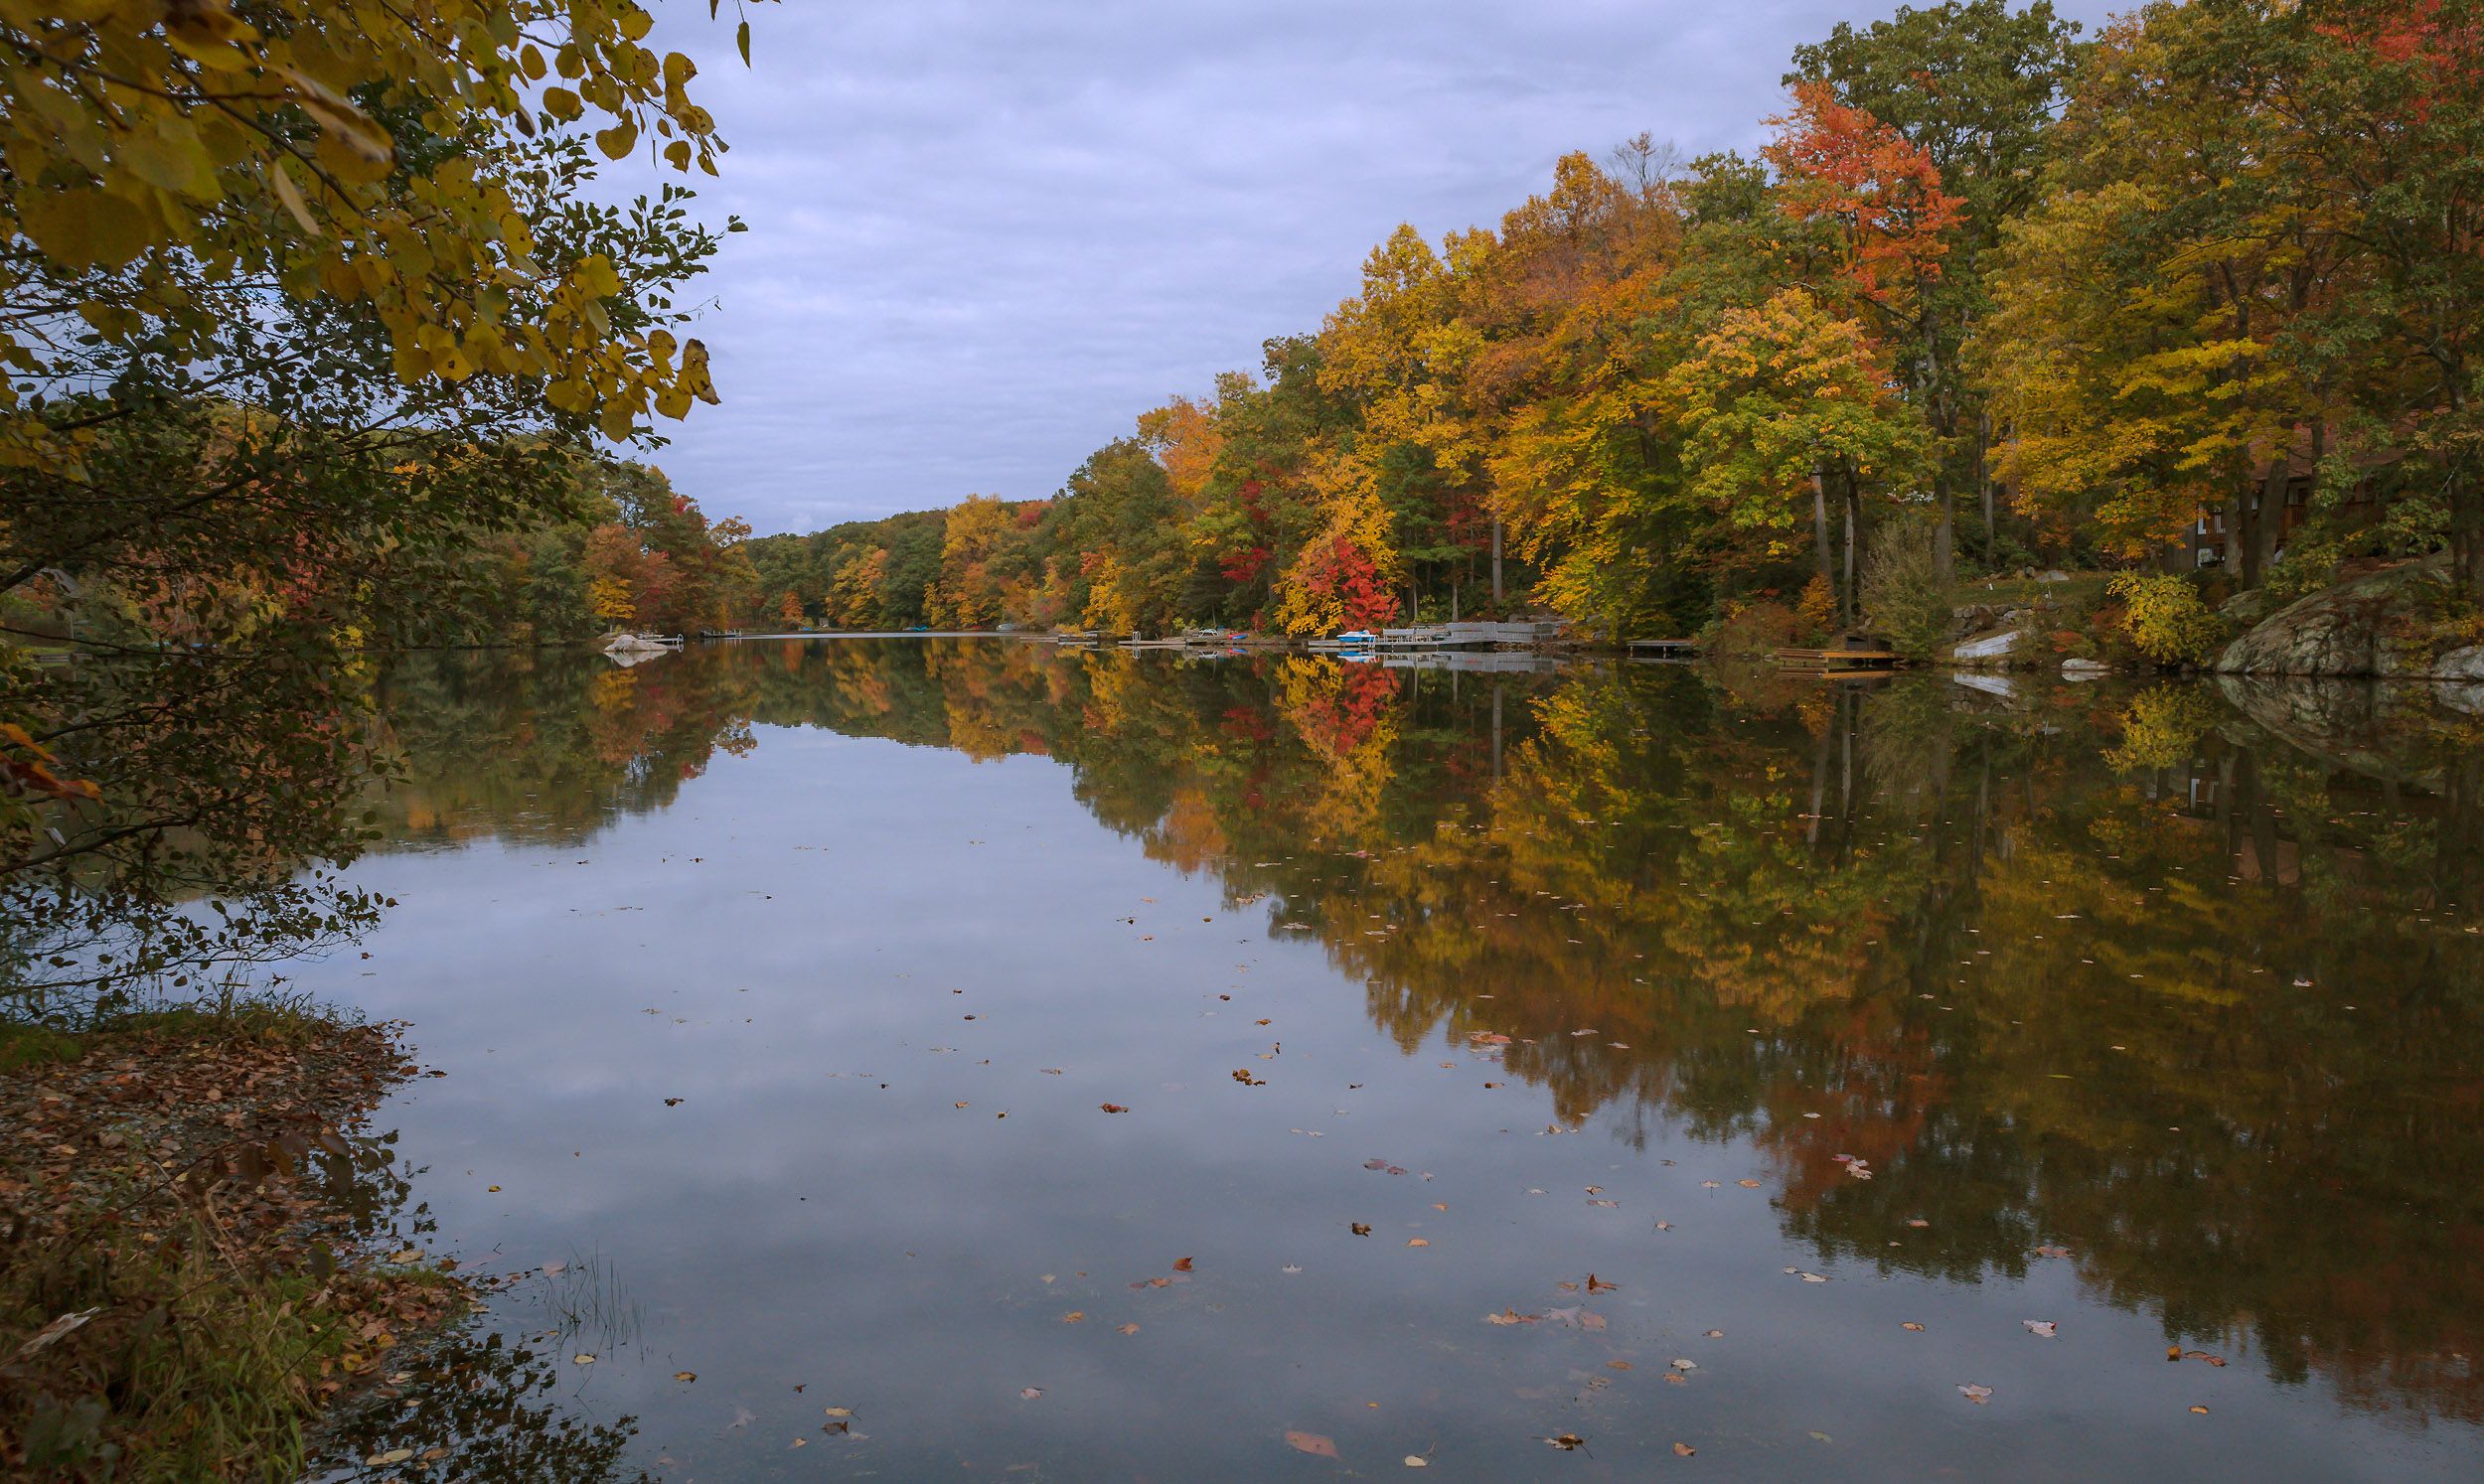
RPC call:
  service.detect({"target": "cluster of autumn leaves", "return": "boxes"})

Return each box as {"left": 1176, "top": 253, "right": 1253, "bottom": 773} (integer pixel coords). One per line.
{"left": 754, "top": 0, "right": 2484, "bottom": 640}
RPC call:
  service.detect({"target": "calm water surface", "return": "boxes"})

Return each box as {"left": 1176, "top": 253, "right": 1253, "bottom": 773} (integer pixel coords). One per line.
{"left": 296, "top": 639, "right": 2484, "bottom": 1480}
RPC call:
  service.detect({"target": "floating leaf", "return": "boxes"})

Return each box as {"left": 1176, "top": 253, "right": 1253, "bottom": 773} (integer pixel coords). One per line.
{"left": 1099, "top": 1104, "right": 1129, "bottom": 1114}
{"left": 1957, "top": 1383, "right": 1992, "bottom": 1405}
{"left": 1172, "top": 1257, "right": 1193, "bottom": 1271}
{"left": 1286, "top": 1431, "right": 1340, "bottom": 1458}
{"left": 674, "top": 1371, "right": 697, "bottom": 1382}
{"left": 1673, "top": 1441, "right": 1696, "bottom": 1457}
{"left": 2023, "top": 1320, "right": 2058, "bottom": 1339}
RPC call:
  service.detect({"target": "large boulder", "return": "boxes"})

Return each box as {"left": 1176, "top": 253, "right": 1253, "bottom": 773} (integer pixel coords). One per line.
{"left": 1950, "top": 630, "right": 2020, "bottom": 667}
{"left": 2215, "top": 556, "right": 2448, "bottom": 676}
{"left": 2437, "top": 645, "right": 2484, "bottom": 715}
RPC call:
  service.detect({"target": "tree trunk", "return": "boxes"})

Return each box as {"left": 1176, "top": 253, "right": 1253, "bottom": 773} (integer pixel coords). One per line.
{"left": 1936, "top": 486, "right": 1954, "bottom": 583}
{"left": 1842, "top": 467, "right": 1861, "bottom": 633}
{"left": 2253, "top": 436, "right": 2290, "bottom": 579}
{"left": 1811, "top": 467, "right": 1833, "bottom": 604}
{"left": 1490, "top": 514, "right": 1503, "bottom": 611}
{"left": 2226, "top": 471, "right": 2257, "bottom": 589}
{"left": 1977, "top": 412, "right": 1995, "bottom": 567}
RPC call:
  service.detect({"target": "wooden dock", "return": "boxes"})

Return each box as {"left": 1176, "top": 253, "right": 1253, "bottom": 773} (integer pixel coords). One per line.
{"left": 1629, "top": 638, "right": 1698, "bottom": 658}
{"left": 1773, "top": 646, "right": 1903, "bottom": 675}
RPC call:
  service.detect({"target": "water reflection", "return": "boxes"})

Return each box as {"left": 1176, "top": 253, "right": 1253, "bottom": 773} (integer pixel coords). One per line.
{"left": 360, "top": 639, "right": 2484, "bottom": 1458}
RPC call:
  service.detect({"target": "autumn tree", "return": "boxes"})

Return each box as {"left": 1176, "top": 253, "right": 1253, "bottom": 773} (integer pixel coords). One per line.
{"left": 0, "top": 0, "right": 766, "bottom": 1009}
{"left": 1788, "top": 1, "right": 2084, "bottom": 571}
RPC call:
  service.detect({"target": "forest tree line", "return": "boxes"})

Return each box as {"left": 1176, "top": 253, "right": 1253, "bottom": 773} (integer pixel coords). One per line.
{"left": 731, "top": 0, "right": 2482, "bottom": 646}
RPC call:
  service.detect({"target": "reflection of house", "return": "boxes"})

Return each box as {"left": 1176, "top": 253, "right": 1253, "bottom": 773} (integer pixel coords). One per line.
{"left": 2188, "top": 429, "right": 2394, "bottom": 569}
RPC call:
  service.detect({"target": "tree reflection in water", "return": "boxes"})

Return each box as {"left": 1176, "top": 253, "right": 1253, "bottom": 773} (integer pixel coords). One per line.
{"left": 370, "top": 639, "right": 2484, "bottom": 1425}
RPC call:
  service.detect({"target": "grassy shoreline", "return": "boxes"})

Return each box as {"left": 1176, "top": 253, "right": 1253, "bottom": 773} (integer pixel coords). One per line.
{"left": 0, "top": 1000, "right": 471, "bottom": 1480}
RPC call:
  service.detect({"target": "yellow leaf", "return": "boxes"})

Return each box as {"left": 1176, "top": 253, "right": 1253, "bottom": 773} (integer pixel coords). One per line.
{"left": 267, "top": 164, "right": 320, "bottom": 236}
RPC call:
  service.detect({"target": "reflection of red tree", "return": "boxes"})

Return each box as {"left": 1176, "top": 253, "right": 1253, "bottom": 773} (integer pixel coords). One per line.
{"left": 1754, "top": 1001, "right": 1943, "bottom": 1212}
{"left": 1292, "top": 664, "right": 1398, "bottom": 758}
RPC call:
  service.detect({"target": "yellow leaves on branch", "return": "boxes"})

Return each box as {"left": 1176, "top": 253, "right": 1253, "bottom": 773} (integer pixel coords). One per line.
{"left": 0, "top": 0, "right": 768, "bottom": 456}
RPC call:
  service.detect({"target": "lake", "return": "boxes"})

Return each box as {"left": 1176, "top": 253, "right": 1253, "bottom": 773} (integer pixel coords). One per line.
{"left": 295, "top": 638, "right": 2484, "bottom": 1480}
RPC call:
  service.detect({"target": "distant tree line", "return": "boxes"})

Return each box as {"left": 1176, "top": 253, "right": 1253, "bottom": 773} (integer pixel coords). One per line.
{"left": 742, "top": 0, "right": 2483, "bottom": 639}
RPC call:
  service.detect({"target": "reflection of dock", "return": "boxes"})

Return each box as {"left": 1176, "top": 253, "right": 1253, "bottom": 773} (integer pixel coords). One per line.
{"left": 1378, "top": 650, "right": 1566, "bottom": 673}
{"left": 1629, "top": 638, "right": 1698, "bottom": 660}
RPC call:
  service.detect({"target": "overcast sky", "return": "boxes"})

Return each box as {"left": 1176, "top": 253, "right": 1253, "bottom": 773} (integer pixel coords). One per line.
{"left": 632, "top": 0, "right": 2114, "bottom": 537}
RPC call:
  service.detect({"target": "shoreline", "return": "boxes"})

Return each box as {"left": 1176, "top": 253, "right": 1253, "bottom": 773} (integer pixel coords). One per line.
{"left": 0, "top": 1003, "right": 473, "bottom": 1480}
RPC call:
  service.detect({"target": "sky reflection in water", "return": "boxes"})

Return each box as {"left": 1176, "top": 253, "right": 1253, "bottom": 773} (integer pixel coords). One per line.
{"left": 295, "top": 639, "right": 2484, "bottom": 1481}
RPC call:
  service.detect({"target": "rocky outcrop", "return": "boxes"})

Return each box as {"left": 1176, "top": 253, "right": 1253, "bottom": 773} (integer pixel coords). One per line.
{"left": 2214, "top": 556, "right": 2453, "bottom": 676}
{"left": 1950, "top": 630, "right": 2020, "bottom": 667}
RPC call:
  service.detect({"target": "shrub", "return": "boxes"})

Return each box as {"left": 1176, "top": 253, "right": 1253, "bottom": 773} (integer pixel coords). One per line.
{"left": 1860, "top": 519, "right": 1953, "bottom": 662}
{"left": 1792, "top": 575, "right": 1836, "bottom": 642}
{"left": 2106, "top": 572, "right": 2226, "bottom": 666}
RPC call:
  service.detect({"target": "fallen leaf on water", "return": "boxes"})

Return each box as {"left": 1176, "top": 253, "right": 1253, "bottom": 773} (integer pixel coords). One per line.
{"left": 664, "top": 1097, "right": 684, "bottom": 1107}
{"left": 1286, "top": 1431, "right": 1340, "bottom": 1458}
{"left": 1704, "top": 1329, "right": 1724, "bottom": 1338}
{"left": 1432, "top": 1202, "right": 1447, "bottom": 1211}
{"left": 1798, "top": 1272, "right": 1829, "bottom": 1283}
{"left": 2023, "top": 1320, "right": 2058, "bottom": 1339}
{"left": 1405, "top": 1456, "right": 1428, "bottom": 1467}
{"left": 2189, "top": 1405, "right": 2210, "bottom": 1414}
{"left": 1669, "top": 1358, "right": 1697, "bottom": 1372}
{"left": 674, "top": 1371, "right": 697, "bottom": 1382}
{"left": 1484, "top": 1308, "right": 1539, "bottom": 1326}
{"left": 1351, "top": 1223, "right": 1373, "bottom": 1236}
{"left": 1957, "top": 1384, "right": 1992, "bottom": 1405}
{"left": 387, "top": 1249, "right": 421, "bottom": 1263}
{"left": 1545, "top": 1433, "right": 1585, "bottom": 1450}
{"left": 1736, "top": 1179, "right": 1762, "bottom": 1189}
{"left": 366, "top": 1450, "right": 414, "bottom": 1466}
{"left": 1062, "top": 1311, "right": 1085, "bottom": 1323}
{"left": 1558, "top": 1281, "right": 1579, "bottom": 1292}
{"left": 955, "top": 1102, "right": 970, "bottom": 1109}
{"left": 1906, "top": 1218, "right": 1930, "bottom": 1229}
{"left": 1607, "top": 1360, "right": 1632, "bottom": 1371}
{"left": 542, "top": 1261, "right": 567, "bottom": 1277}
{"left": 1587, "top": 1274, "right": 1618, "bottom": 1293}
{"left": 1700, "top": 1180, "right": 1720, "bottom": 1189}
{"left": 1674, "top": 1441, "right": 1696, "bottom": 1457}
{"left": 1406, "top": 1238, "right": 1430, "bottom": 1248}
{"left": 1100, "top": 1104, "right": 1129, "bottom": 1113}
{"left": 1584, "top": 1185, "right": 1603, "bottom": 1195}
{"left": 573, "top": 1354, "right": 595, "bottom": 1365}
{"left": 1117, "top": 1322, "right": 1140, "bottom": 1335}
{"left": 1020, "top": 1387, "right": 1043, "bottom": 1400}
{"left": 2033, "top": 1245, "right": 2072, "bottom": 1259}
{"left": 1587, "top": 1199, "right": 1619, "bottom": 1209}
{"left": 1283, "top": 1264, "right": 1303, "bottom": 1274}
{"left": 825, "top": 1407, "right": 852, "bottom": 1417}
{"left": 1173, "top": 1257, "right": 1194, "bottom": 1271}
{"left": 1809, "top": 1430, "right": 1831, "bottom": 1442}
{"left": 1579, "top": 1312, "right": 1606, "bottom": 1332}
{"left": 1903, "top": 1322, "right": 1926, "bottom": 1333}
